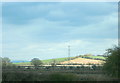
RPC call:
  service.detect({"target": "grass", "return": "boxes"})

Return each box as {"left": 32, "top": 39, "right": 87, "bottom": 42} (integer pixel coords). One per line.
{"left": 42, "top": 57, "right": 76, "bottom": 64}
{"left": 42, "top": 57, "right": 67, "bottom": 64}
{"left": 82, "top": 56, "right": 106, "bottom": 60}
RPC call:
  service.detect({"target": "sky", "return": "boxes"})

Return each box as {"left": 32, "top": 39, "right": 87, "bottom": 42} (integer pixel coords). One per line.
{"left": 1, "top": 2, "right": 118, "bottom": 61}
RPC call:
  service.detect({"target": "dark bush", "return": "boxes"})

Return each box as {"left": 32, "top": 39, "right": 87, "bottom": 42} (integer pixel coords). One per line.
{"left": 2, "top": 70, "right": 45, "bottom": 81}
{"left": 46, "top": 73, "right": 78, "bottom": 81}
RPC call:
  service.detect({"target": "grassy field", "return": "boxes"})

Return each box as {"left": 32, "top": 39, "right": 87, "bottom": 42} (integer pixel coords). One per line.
{"left": 13, "top": 57, "right": 74, "bottom": 66}
{"left": 82, "top": 56, "right": 106, "bottom": 60}
{"left": 42, "top": 57, "right": 70, "bottom": 64}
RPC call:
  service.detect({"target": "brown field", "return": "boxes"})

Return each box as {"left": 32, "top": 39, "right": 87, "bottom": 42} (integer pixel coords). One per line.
{"left": 60, "top": 58, "right": 105, "bottom": 65}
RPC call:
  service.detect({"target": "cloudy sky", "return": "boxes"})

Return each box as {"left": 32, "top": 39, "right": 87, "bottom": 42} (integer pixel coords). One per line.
{"left": 2, "top": 2, "right": 118, "bottom": 61}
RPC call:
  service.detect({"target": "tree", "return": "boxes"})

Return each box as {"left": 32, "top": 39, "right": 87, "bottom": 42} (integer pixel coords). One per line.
{"left": 51, "top": 59, "right": 56, "bottom": 67}
{"left": 31, "top": 58, "right": 43, "bottom": 69}
{"left": 51, "top": 59, "right": 57, "bottom": 70}
{"left": 2, "top": 57, "right": 15, "bottom": 69}
{"left": 103, "top": 45, "right": 120, "bottom": 78}
{"left": 2, "top": 57, "right": 11, "bottom": 66}
{"left": 84, "top": 54, "right": 93, "bottom": 56}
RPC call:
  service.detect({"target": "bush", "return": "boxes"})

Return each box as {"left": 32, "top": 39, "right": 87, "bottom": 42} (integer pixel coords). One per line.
{"left": 46, "top": 73, "right": 78, "bottom": 81}
{"left": 2, "top": 70, "right": 46, "bottom": 81}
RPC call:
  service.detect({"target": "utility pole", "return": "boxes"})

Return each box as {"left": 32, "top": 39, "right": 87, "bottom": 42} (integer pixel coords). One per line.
{"left": 68, "top": 45, "right": 70, "bottom": 61}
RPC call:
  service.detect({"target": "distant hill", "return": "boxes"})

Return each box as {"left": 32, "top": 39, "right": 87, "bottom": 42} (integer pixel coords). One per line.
{"left": 12, "top": 55, "right": 106, "bottom": 66}
{"left": 11, "top": 60, "right": 30, "bottom": 63}
{"left": 42, "top": 57, "right": 75, "bottom": 64}
{"left": 13, "top": 57, "right": 75, "bottom": 66}
{"left": 60, "top": 57, "right": 105, "bottom": 65}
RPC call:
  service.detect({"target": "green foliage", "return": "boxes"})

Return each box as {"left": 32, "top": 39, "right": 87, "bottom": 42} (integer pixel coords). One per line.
{"left": 2, "top": 57, "right": 16, "bottom": 69}
{"left": 103, "top": 46, "right": 120, "bottom": 78}
{"left": 51, "top": 59, "right": 57, "bottom": 67}
{"left": 2, "top": 70, "right": 45, "bottom": 81}
{"left": 3, "top": 69, "right": 115, "bottom": 81}
{"left": 2, "top": 57, "right": 11, "bottom": 66}
{"left": 47, "top": 73, "right": 78, "bottom": 81}
{"left": 31, "top": 58, "right": 43, "bottom": 67}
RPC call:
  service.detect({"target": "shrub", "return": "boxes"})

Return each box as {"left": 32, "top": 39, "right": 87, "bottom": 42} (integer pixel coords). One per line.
{"left": 46, "top": 73, "right": 78, "bottom": 81}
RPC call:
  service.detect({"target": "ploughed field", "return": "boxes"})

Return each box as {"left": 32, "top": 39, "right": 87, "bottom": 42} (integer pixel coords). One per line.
{"left": 60, "top": 58, "right": 105, "bottom": 65}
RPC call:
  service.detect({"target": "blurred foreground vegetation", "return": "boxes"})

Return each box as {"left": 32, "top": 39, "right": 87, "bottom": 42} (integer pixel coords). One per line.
{"left": 2, "top": 69, "right": 117, "bottom": 82}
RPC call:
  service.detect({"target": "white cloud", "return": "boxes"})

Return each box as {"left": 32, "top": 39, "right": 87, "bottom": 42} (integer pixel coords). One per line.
{"left": 2, "top": 38, "right": 118, "bottom": 60}
{"left": 2, "top": 12, "right": 118, "bottom": 60}
{"left": 2, "top": 2, "right": 118, "bottom": 60}
{"left": 66, "top": 12, "right": 118, "bottom": 38}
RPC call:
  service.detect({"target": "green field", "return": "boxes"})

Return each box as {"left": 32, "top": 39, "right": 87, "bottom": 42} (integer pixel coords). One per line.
{"left": 81, "top": 56, "right": 106, "bottom": 60}
{"left": 42, "top": 57, "right": 70, "bottom": 64}
{"left": 13, "top": 57, "right": 74, "bottom": 65}
{"left": 13, "top": 62, "right": 31, "bottom": 65}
